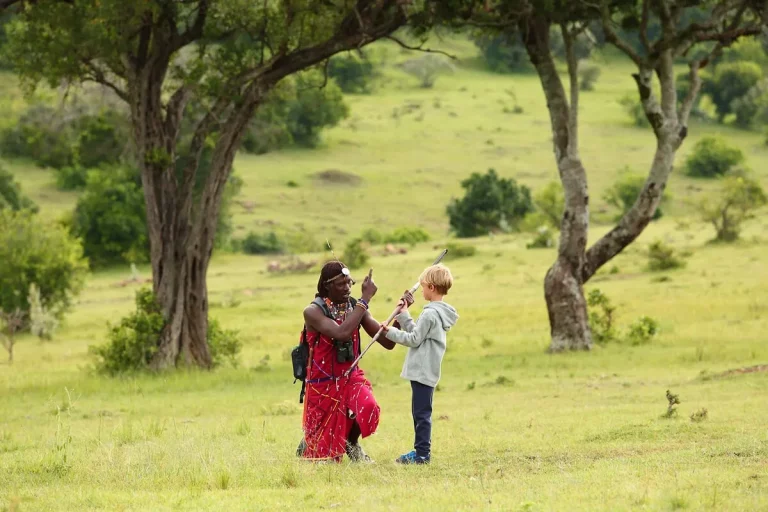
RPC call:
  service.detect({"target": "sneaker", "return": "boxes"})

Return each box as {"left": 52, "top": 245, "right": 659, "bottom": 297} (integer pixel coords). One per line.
{"left": 395, "top": 450, "right": 430, "bottom": 465}
{"left": 345, "top": 441, "right": 374, "bottom": 463}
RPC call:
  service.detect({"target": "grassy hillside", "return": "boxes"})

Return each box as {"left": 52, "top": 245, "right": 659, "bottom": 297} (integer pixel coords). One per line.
{"left": 1, "top": 35, "right": 767, "bottom": 511}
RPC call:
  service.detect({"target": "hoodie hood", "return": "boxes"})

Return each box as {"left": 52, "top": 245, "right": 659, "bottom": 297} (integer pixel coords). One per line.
{"left": 425, "top": 301, "right": 459, "bottom": 331}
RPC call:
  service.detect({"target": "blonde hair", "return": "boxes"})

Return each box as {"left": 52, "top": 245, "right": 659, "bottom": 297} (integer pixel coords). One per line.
{"left": 419, "top": 264, "right": 453, "bottom": 295}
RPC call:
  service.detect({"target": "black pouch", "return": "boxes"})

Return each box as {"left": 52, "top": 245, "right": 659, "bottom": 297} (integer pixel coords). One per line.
{"left": 335, "top": 339, "right": 355, "bottom": 363}
{"left": 292, "top": 342, "right": 308, "bottom": 382}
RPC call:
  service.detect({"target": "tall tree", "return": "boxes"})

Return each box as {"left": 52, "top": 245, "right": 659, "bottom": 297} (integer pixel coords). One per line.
{"left": 440, "top": 0, "right": 764, "bottom": 351}
{"left": 5, "top": 0, "right": 418, "bottom": 369}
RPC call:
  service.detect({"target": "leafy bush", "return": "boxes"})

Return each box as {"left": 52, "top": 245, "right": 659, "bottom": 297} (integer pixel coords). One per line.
{"left": 28, "top": 283, "right": 59, "bottom": 341}
{"left": 328, "top": 53, "right": 375, "bottom": 94}
{"left": 399, "top": 54, "right": 456, "bottom": 88}
{"left": 626, "top": 316, "right": 659, "bottom": 346}
{"left": 548, "top": 26, "right": 594, "bottom": 61}
{"left": 90, "top": 289, "right": 165, "bottom": 375}
{"left": 534, "top": 181, "right": 564, "bottom": 229}
{"left": 447, "top": 169, "right": 533, "bottom": 238}
{"left": 587, "top": 289, "right": 617, "bottom": 345}
{"left": 445, "top": 242, "right": 476, "bottom": 259}
{"left": 578, "top": 62, "right": 601, "bottom": 91}
{"left": 69, "top": 167, "right": 148, "bottom": 268}
{"left": 646, "top": 240, "right": 685, "bottom": 271}
{"left": 684, "top": 137, "right": 744, "bottom": 178}
{"left": 0, "top": 164, "right": 38, "bottom": 212}
{"left": 603, "top": 172, "right": 666, "bottom": 220}
{"left": 341, "top": 238, "right": 369, "bottom": 270}
{"left": 471, "top": 32, "right": 531, "bottom": 74}
{"left": 699, "top": 174, "right": 767, "bottom": 242}
{"left": 0, "top": 209, "right": 88, "bottom": 321}
{"left": 0, "top": 104, "right": 128, "bottom": 173}
{"left": 385, "top": 227, "right": 430, "bottom": 245}
{"left": 240, "top": 72, "right": 349, "bottom": 152}
{"left": 360, "top": 228, "right": 385, "bottom": 245}
{"left": 526, "top": 226, "right": 555, "bottom": 249}
{"left": 618, "top": 94, "right": 649, "bottom": 127}
{"left": 55, "top": 165, "right": 89, "bottom": 191}
{"left": 241, "top": 232, "right": 283, "bottom": 255}
{"left": 91, "top": 289, "right": 241, "bottom": 375}
{"left": 702, "top": 61, "right": 763, "bottom": 121}
{"left": 730, "top": 79, "right": 768, "bottom": 129}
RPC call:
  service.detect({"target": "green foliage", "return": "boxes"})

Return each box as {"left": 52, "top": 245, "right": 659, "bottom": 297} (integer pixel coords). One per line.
{"left": 699, "top": 174, "right": 767, "bottom": 242}
{"left": 0, "top": 163, "right": 38, "bottom": 212}
{"left": 385, "top": 227, "right": 430, "bottom": 245}
{"left": 603, "top": 172, "right": 665, "bottom": 220}
{"left": 626, "top": 316, "right": 659, "bottom": 346}
{"left": 526, "top": 227, "right": 555, "bottom": 249}
{"left": 587, "top": 289, "right": 617, "bottom": 345}
{"left": 240, "top": 232, "right": 283, "bottom": 255}
{"left": 399, "top": 54, "right": 456, "bottom": 88}
{"left": 241, "top": 72, "right": 349, "bottom": 153}
{"left": 548, "top": 26, "right": 594, "bottom": 62}
{"left": 0, "top": 104, "right": 127, "bottom": 175}
{"left": 646, "top": 240, "right": 685, "bottom": 272}
{"left": 55, "top": 165, "right": 89, "bottom": 191}
{"left": 471, "top": 32, "right": 531, "bottom": 74}
{"left": 703, "top": 61, "right": 763, "bottom": 121}
{"left": 341, "top": 238, "right": 369, "bottom": 270}
{"left": 91, "top": 289, "right": 241, "bottom": 374}
{"left": 447, "top": 169, "right": 533, "bottom": 238}
{"left": 684, "top": 137, "right": 744, "bottom": 178}
{"left": 730, "top": 79, "right": 768, "bottom": 129}
{"left": 618, "top": 94, "right": 648, "bottom": 127}
{"left": 534, "top": 181, "right": 564, "bottom": 229}
{"left": 328, "top": 53, "right": 375, "bottom": 94}
{"left": 445, "top": 242, "right": 476, "bottom": 259}
{"left": 69, "top": 167, "right": 148, "bottom": 268}
{"left": 578, "top": 61, "right": 601, "bottom": 92}
{"left": 90, "top": 289, "right": 164, "bottom": 375}
{"left": 208, "top": 318, "right": 242, "bottom": 369}
{"left": 0, "top": 209, "right": 87, "bottom": 320}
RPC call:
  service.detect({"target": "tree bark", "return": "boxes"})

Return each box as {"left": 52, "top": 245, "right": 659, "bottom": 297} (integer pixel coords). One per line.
{"left": 522, "top": 15, "right": 592, "bottom": 351}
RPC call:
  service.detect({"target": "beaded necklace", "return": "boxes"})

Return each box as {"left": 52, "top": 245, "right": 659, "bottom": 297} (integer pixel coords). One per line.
{"left": 323, "top": 297, "right": 352, "bottom": 322}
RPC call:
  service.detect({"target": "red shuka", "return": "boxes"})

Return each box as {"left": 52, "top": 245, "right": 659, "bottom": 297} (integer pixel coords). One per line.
{"left": 301, "top": 303, "right": 380, "bottom": 461}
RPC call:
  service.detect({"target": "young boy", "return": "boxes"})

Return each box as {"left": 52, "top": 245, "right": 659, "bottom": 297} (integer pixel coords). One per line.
{"left": 380, "top": 264, "right": 458, "bottom": 464}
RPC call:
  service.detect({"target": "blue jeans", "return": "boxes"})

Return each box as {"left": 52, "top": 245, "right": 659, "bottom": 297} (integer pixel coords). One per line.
{"left": 411, "top": 381, "right": 434, "bottom": 458}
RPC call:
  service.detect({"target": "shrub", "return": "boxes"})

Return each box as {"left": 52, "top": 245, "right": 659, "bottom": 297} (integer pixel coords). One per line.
{"left": 0, "top": 164, "right": 38, "bottom": 213}
{"left": 626, "top": 316, "right": 659, "bottom": 346}
{"left": 702, "top": 61, "right": 763, "bottom": 121}
{"left": 241, "top": 232, "right": 283, "bottom": 255}
{"left": 587, "top": 289, "right": 617, "bottom": 345}
{"left": 646, "top": 240, "right": 685, "bottom": 271}
{"left": 55, "top": 165, "right": 89, "bottom": 191}
{"left": 527, "top": 226, "right": 555, "bottom": 249}
{"left": 618, "top": 94, "right": 649, "bottom": 127}
{"left": 0, "top": 209, "right": 88, "bottom": 321}
{"left": 684, "top": 137, "right": 744, "bottom": 178}
{"left": 341, "top": 238, "right": 369, "bottom": 270}
{"left": 447, "top": 169, "right": 534, "bottom": 238}
{"left": 91, "top": 289, "right": 241, "bottom": 374}
{"left": 730, "top": 79, "right": 768, "bottom": 129}
{"left": 399, "top": 54, "right": 456, "bottom": 88}
{"left": 445, "top": 242, "right": 476, "bottom": 259}
{"left": 69, "top": 166, "right": 148, "bottom": 268}
{"left": 603, "top": 172, "right": 666, "bottom": 220}
{"left": 534, "top": 181, "right": 564, "bottom": 229}
{"left": 385, "top": 227, "right": 430, "bottom": 245}
{"left": 360, "top": 228, "right": 385, "bottom": 245}
{"left": 578, "top": 62, "right": 601, "bottom": 91}
{"left": 699, "top": 174, "right": 767, "bottom": 242}
{"left": 328, "top": 53, "right": 375, "bottom": 94}
{"left": 471, "top": 32, "right": 531, "bottom": 74}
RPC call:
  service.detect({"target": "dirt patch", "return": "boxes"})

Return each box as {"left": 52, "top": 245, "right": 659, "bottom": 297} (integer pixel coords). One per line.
{"left": 702, "top": 364, "right": 768, "bottom": 380}
{"left": 313, "top": 169, "right": 362, "bottom": 186}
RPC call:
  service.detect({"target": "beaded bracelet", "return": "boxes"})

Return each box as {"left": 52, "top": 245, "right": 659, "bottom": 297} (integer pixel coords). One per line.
{"left": 356, "top": 298, "right": 369, "bottom": 310}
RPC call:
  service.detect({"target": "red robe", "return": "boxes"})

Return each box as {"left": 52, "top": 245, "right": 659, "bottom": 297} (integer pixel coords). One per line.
{"left": 301, "top": 313, "right": 380, "bottom": 461}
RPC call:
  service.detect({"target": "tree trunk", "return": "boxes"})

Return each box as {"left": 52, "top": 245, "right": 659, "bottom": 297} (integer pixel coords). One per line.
{"left": 545, "top": 259, "right": 591, "bottom": 352}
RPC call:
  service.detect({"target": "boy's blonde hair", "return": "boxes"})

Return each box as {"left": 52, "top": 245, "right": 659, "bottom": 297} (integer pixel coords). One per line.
{"left": 419, "top": 264, "right": 453, "bottom": 295}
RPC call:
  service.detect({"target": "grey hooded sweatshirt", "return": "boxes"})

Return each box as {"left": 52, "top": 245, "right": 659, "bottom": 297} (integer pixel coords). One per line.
{"left": 385, "top": 301, "right": 459, "bottom": 388}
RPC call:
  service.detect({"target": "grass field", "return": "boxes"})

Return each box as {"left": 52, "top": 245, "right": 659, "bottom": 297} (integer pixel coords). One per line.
{"left": 1, "top": 35, "right": 767, "bottom": 511}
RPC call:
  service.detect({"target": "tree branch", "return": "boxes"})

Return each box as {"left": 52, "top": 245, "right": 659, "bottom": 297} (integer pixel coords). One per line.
{"left": 173, "top": 0, "right": 209, "bottom": 50}
{"left": 600, "top": 1, "right": 644, "bottom": 67}
{"left": 562, "top": 22, "right": 579, "bottom": 157}
{"left": 385, "top": 35, "right": 458, "bottom": 59}
{"left": 82, "top": 61, "right": 129, "bottom": 101}
{"left": 640, "top": 0, "right": 650, "bottom": 54}
{"left": 678, "top": 60, "right": 703, "bottom": 127}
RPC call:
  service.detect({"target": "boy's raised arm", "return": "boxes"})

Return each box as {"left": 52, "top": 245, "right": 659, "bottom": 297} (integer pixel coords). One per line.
{"left": 382, "top": 311, "right": 435, "bottom": 348}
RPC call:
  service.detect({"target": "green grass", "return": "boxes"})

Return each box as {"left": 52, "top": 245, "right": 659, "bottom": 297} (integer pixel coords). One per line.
{"left": 1, "top": 36, "right": 768, "bottom": 511}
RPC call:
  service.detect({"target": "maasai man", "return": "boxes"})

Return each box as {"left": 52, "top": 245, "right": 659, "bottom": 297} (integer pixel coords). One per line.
{"left": 296, "top": 261, "right": 411, "bottom": 462}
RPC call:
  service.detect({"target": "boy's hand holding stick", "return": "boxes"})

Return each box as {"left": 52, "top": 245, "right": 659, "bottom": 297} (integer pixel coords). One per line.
{"left": 343, "top": 249, "right": 448, "bottom": 377}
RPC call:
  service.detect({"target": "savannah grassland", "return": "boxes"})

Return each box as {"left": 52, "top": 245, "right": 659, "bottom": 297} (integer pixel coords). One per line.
{"left": 1, "top": 35, "right": 767, "bottom": 511}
